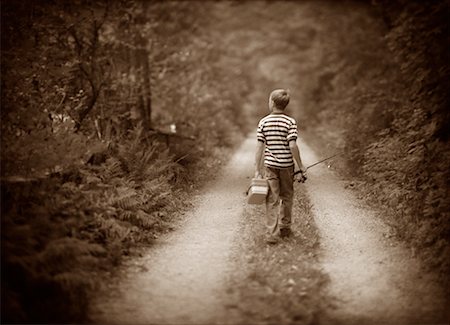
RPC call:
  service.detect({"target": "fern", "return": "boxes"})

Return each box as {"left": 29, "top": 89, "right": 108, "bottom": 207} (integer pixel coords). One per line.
{"left": 135, "top": 209, "right": 158, "bottom": 229}
{"left": 114, "top": 196, "right": 139, "bottom": 210}
{"left": 100, "top": 157, "right": 125, "bottom": 181}
{"left": 118, "top": 210, "right": 134, "bottom": 222}
{"left": 115, "top": 209, "right": 157, "bottom": 230}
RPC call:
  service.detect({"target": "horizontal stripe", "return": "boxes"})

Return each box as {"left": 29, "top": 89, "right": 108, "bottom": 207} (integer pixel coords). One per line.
{"left": 265, "top": 156, "right": 294, "bottom": 161}
{"left": 267, "top": 154, "right": 293, "bottom": 158}
{"left": 266, "top": 137, "right": 288, "bottom": 140}
{"left": 264, "top": 120, "right": 290, "bottom": 127}
{"left": 267, "top": 154, "right": 292, "bottom": 159}
{"left": 266, "top": 136, "right": 289, "bottom": 140}
{"left": 265, "top": 157, "right": 294, "bottom": 162}
{"left": 266, "top": 148, "right": 291, "bottom": 153}
{"left": 266, "top": 141, "right": 289, "bottom": 145}
{"left": 268, "top": 145, "right": 290, "bottom": 150}
{"left": 265, "top": 127, "right": 289, "bottom": 132}
{"left": 264, "top": 123, "right": 290, "bottom": 129}
{"left": 265, "top": 126, "right": 290, "bottom": 132}
{"left": 266, "top": 162, "right": 294, "bottom": 167}
{"left": 264, "top": 157, "right": 294, "bottom": 166}
{"left": 265, "top": 131, "right": 288, "bottom": 137}
{"left": 265, "top": 162, "right": 294, "bottom": 168}
{"left": 268, "top": 150, "right": 291, "bottom": 154}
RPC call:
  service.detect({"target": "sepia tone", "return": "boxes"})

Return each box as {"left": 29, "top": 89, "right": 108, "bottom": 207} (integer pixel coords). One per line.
{"left": 1, "top": 0, "right": 448, "bottom": 324}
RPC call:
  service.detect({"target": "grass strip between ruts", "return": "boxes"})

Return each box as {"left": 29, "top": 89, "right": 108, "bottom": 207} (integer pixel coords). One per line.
{"left": 224, "top": 182, "right": 331, "bottom": 325}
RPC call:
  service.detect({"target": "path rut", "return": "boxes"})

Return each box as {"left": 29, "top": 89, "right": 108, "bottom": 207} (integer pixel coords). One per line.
{"left": 90, "top": 137, "right": 254, "bottom": 324}
{"left": 300, "top": 139, "right": 447, "bottom": 324}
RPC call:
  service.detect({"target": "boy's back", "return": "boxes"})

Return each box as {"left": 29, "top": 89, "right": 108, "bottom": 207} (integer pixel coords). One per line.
{"left": 257, "top": 113, "right": 298, "bottom": 169}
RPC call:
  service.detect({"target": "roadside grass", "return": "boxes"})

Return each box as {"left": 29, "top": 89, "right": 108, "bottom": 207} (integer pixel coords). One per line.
{"left": 225, "top": 182, "right": 330, "bottom": 325}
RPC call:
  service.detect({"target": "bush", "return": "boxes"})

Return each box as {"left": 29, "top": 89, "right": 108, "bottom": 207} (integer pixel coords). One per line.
{"left": 301, "top": 0, "right": 449, "bottom": 279}
{"left": 1, "top": 127, "right": 197, "bottom": 322}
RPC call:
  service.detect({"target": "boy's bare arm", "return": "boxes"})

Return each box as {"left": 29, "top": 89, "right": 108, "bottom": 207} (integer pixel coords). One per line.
{"left": 254, "top": 141, "right": 265, "bottom": 178}
{"left": 289, "top": 140, "right": 306, "bottom": 173}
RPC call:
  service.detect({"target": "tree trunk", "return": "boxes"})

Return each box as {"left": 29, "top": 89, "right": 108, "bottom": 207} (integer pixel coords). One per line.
{"left": 134, "top": 33, "right": 152, "bottom": 131}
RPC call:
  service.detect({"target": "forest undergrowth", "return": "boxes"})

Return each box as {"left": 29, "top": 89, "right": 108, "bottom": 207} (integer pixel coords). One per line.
{"left": 298, "top": 0, "right": 449, "bottom": 285}
{"left": 1, "top": 127, "right": 238, "bottom": 323}
{"left": 1, "top": 1, "right": 248, "bottom": 322}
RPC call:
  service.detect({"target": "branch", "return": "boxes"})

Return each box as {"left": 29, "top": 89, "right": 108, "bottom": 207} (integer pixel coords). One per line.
{"left": 56, "top": 92, "right": 67, "bottom": 110}
{"left": 74, "top": 91, "right": 99, "bottom": 132}
{"left": 98, "top": 0, "right": 109, "bottom": 30}
{"left": 68, "top": 26, "right": 83, "bottom": 57}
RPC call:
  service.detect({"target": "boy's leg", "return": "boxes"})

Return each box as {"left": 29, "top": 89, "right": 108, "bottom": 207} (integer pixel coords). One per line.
{"left": 265, "top": 167, "right": 281, "bottom": 237}
{"left": 279, "top": 167, "right": 294, "bottom": 232}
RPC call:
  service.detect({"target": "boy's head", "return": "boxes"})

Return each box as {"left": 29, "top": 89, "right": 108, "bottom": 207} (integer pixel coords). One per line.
{"left": 269, "top": 89, "right": 290, "bottom": 111}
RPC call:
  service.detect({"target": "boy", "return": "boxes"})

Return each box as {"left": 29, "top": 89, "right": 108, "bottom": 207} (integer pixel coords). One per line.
{"left": 254, "top": 89, "right": 307, "bottom": 244}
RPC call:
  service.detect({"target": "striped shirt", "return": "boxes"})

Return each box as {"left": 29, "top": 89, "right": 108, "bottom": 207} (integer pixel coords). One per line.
{"left": 257, "top": 113, "right": 298, "bottom": 168}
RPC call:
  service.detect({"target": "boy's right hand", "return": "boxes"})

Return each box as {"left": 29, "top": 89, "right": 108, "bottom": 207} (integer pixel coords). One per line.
{"left": 294, "top": 170, "right": 307, "bottom": 183}
{"left": 254, "top": 171, "right": 263, "bottom": 179}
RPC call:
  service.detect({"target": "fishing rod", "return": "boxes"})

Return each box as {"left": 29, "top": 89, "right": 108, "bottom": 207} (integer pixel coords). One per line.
{"left": 247, "top": 153, "right": 341, "bottom": 196}
{"left": 295, "top": 153, "right": 341, "bottom": 174}
{"left": 245, "top": 153, "right": 341, "bottom": 197}
{"left": 293, "top": 153, "right": 341, "bottom": 182}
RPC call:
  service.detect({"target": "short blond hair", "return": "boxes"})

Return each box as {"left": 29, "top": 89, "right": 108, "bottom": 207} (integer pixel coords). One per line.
{"left": 270, "top": 89, "right": 290, "bottom": 110}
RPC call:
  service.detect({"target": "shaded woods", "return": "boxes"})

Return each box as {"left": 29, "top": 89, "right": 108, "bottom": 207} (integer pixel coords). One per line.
{"left": 1, "top": 1, "right": 251, "bottom": 322}
{"left": 1, "top": 0, "right": 449, "bottom": 323}
{"left": 300, "top": 0, "right": 449, "bottom": 281}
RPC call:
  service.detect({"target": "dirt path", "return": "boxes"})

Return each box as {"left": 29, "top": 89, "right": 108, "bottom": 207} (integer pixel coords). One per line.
{"left": 89, "top": 137, "right": 255, "bottom": 324}
{"left": 90, "top": 135, "right": 446, "bottom": 324}
{"left": 300, "top": 139, "right": 447, "bottom": 324}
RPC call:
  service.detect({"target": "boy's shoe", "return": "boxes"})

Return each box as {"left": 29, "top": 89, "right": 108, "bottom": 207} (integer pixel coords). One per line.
{"left": 265, "top": 236, "right": 279, "bottom": 245}
{"left": 280, "top": 228, "right": 292, "bottom": 238}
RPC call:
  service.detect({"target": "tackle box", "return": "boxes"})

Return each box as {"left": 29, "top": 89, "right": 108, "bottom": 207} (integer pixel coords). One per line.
{"left": 247, "top": 178, "right": 269, "bottom": 204}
